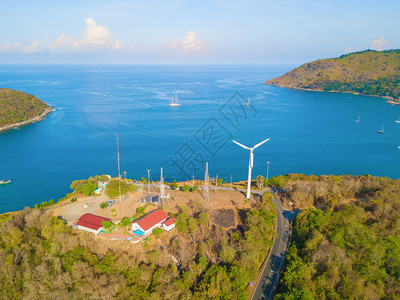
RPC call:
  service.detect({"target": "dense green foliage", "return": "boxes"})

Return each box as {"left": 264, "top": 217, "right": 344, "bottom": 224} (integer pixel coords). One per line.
{"left": 276, "top": 175, "right": 400, "bottom": 299}
{"left": 182, "top": 184, "right": 190, "bottom": 192}
{"left": 0, "top": 88, "right": 50, "bottom": 127}
{"left": 105, "top": 180, "right": 135, "bottom": 198}
{"left": 265, "top": 49, "right": 400, "bottom": 100}
{"left": 0, "top": 193, "right": 276, "bottom": 298}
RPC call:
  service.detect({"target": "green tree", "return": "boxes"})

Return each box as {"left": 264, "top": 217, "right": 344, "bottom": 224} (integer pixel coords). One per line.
{"left": 40, "top": 201, "right": 48, "bottom": 208}
{"left": 48, "top": 199, "right": 55, "bottom": 205}
{"left": 120, "top": 217, "right": 131, "bottom": 227}
{"left": 100, "top": 202, "right": 108, "bottom": 209}
{"left": 136, "top": 207, "right": 145, "bottom": 214}
{"left": 182, "top": 184, "right": 190, "bottom": 192}
{"left": 173, "top": 183, "right": 179, "bottom": 190}
{"left": 106, "top": 180, "right": 130, "bottom": 198}
{"left": 81, "top": 181, "right": 97, "bottom": 196}
{"left": 198, "top": 211, "right": 208, "bottom": 226}
{"left": 217, "top": 178, "right": 226, "bottom": 185}
{"left": 102, "top": 220, "right": 113, "bottom": 230}
{"left": 256, "top": 175, "right": 265, "bottom": 189}
{"left": 192, "top": 185, "right": 198, "bottom": 192}
{"left": 111, "top": 208, "right": 117, "bottom": 216}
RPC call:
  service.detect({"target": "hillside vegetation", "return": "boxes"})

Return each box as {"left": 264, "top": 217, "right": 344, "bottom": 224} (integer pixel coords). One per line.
{"left": 265, "top": 50, "right": 400, "bottom": 100}
{"left": 0, "top": 193, "right": 276, "bottom": 299}
{"left": 274, "top": 174, "right": 400, "bottom": 299}
{"left": 0, "top": 88, "right": 49, "bottom": 127}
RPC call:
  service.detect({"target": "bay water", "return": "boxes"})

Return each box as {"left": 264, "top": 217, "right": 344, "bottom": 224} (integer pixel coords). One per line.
{"left": 0, "top": 65, "right": 399, "bottom": 213}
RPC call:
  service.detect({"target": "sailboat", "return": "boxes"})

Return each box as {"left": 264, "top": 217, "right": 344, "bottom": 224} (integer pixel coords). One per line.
{"left": 170, "top": 93, "right": 181, "bottom": 107}
{"left": 355, "top": 116, "right": 360, "bottom": 123}
{"left": 245, "top": 97, "right": 251, "bottom": 106}
{"left": 0, "top": 179, "right": 11, "bottom": 185}
{"left": 395, "top": 116, "right": 400, "bottom": 123}
{"left": 378, "top": 125, "right": 384, "bottom": 134}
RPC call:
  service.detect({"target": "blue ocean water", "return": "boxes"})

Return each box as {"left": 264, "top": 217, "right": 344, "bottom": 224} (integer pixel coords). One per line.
{"left": 0, "top": 65, "right": 400, "bottom": 213}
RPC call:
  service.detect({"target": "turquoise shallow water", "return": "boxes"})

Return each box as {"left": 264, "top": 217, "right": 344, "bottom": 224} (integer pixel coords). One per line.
{"left": 0, "top": 65, "right": 400, "bottom": 213}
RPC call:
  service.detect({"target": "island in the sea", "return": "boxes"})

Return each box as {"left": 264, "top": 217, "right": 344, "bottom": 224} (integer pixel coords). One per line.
{"left": 0, "top": 88, "right": 54, "bottom": 132}
{"left": 264, "top": 49, "right": 400, "bottom": 104}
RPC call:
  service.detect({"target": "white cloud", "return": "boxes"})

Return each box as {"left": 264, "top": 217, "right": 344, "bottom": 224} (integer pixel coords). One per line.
{"left": 166, "top": 31, "right": 206, "bottom": 53}
{"left": 370, "top": 37, "right": 387, "bottom": 51}
{"left": 22, "top": 39, "right": 47, "bottom": 53}
{"left": 48, "top": 33, "right": 76, "bottom": 52}
{"left": 73, "top": 18, "right": 111, "bottom": 49}
{"left": 181, "top": 31, "right": 205, "bottom": 52}
{"left": 0, "top": 42, "right": 21, "bottom": 53}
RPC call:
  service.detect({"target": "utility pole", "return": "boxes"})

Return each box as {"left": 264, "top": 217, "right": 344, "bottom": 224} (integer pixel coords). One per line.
{"left": 123, "top": 171, "right": 127, "bottom": 182}
{"left": 266, "top": 161, "right": 270, "bottom": 182}
{"left": 147, "top": 169, "right": 151, "bottom": 196}
{"left": 192, "top": 173, "right": 195, "bottom": 187}
{"left": 216, "top": 174, "right": 218, "bottom": 186}
{"left": 230, "top": 174, "right": 232, "bottom": 187}
{"left": 117, "top": 134, "right": 122, "bottom": 217}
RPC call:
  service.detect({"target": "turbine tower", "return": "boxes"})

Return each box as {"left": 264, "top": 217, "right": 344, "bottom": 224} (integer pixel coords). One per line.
{"left": 233, "top": 138, "right": 270, "bottom": 199}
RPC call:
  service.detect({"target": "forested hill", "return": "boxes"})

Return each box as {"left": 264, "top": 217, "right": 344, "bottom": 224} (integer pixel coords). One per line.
{"left": 0, "top": 88, "right": 50, "bottom": 127}
{"left": 271, "top": 174, "right": 400, "bottom": 299}
{"left": 264, "top": 49, "right": 400, "bottom": 101}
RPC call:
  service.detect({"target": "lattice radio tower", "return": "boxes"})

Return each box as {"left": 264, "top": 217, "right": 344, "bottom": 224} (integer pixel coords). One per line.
{"left": 204, "top": 162, "right": 209, "bottom": 201}
{"left": 159, "top": 167, "right": 168, "bottom": 207}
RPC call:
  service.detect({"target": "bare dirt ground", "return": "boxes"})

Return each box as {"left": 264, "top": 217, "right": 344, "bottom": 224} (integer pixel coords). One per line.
{"left": 52, "top": 183, "right": 256, "bottom": 229}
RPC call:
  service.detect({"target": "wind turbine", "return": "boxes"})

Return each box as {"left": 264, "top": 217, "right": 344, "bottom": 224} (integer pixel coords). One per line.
{"left": 233, "top": 138, "right": 270, "bottom": 199}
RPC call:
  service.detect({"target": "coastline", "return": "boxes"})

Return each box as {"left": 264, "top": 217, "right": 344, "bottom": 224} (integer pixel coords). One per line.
{"left": 0, "top": 106, "right": 55, "bottom": 133}
{"left": 262, "top": 82, "right": 400, "bottom": 105}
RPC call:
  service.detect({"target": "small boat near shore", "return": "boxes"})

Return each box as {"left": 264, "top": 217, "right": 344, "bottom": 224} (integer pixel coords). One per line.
{"left": 395, "top": 116, "right": 400, "bottom": 123}
{"left": 355, "top": 116, "right": 360, "bottom": 123}
{"left": 245, "top": 97, "right": 251, "bottom": 106}
{"left": 0, "top": 179, "right": 11, "bottom": 185}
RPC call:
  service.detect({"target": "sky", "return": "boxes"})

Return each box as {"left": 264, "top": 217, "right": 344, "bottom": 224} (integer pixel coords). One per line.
{"left": 1, "top": 0, "right": 399, "bottom": 64}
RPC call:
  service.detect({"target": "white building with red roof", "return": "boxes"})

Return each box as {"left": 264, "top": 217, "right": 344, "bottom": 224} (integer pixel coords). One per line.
{"left": 131, "top": 209, "right": 175, "bottom": 237}
{"left": 161, "top": 217, "right": 176, "bottom": 231}
{"left": 75, "top": 213, "right": 111, "bottom": 235}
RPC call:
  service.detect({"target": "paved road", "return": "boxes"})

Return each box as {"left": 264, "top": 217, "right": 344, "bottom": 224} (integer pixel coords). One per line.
{"left": 251, "top": 194, "right": 290, "bottom": 300}
{"left": 201, "top": 185, "right": 292, "bottom": 299}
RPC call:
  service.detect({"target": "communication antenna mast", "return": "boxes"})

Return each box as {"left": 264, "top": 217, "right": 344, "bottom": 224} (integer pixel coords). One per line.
{"left": 147, "top": 169, "right": 151, "bottom": 196}
{"left": 204, "top": 162, "right": 209, "bottom": 201}
{"left": 160, "top": 167, "right": 165, "bottom": 207}
{"left": 117, "top": 134, "right": 122, "bottom": 217}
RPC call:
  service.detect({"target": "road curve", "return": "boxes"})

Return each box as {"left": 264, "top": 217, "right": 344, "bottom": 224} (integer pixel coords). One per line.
{"left": 251, "top": 193, "right": 289, "bottom": 300}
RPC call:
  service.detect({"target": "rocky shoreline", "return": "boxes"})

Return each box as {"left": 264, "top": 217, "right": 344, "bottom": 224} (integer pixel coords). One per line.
{"left": 262, "top": 82, "right": 400, "bottom": 105}
{"left": 0, "top": 106, "right": 55, "bottom": 133}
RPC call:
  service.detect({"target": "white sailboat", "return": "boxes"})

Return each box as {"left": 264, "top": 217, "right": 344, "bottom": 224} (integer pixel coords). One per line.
{"left": 378, "top": 125, "right": 384, "bottom": 134}
{"left": 395, "top": 116, "right": 400, "bottom": 123}
{"left": 355, "top": 116, "right": 360, "bottom": 123}
{"left": 170, "top": 93, "right": 181, "bottom": 107}
{"left": 245, "top": 97, "right": 251, "bottom": 106}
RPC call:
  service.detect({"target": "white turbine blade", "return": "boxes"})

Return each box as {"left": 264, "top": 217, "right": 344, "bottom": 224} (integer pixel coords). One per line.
{"left": 253, "top": 138, "right": 270, "bottom": 149}
{"left": 232, "top": 140, "right": 251, "bottom": 150}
